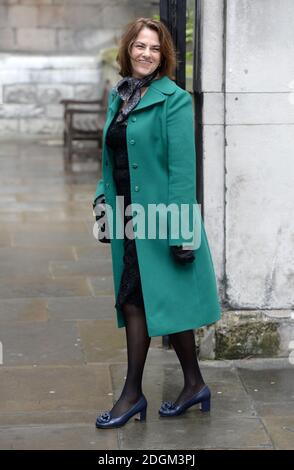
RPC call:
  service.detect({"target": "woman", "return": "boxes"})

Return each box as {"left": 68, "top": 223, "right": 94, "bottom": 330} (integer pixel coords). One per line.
{"left": 93, "top": 18, "right": 221, "bottom": 429}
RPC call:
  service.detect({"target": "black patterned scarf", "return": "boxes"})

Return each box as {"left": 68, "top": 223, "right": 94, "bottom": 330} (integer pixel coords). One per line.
{"left": 114, "top": 67, "right": 159, "bottom": 124}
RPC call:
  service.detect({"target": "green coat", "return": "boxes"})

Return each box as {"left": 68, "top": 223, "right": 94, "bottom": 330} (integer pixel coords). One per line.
{"left": 94, "top": 75, "right": 221, "bottom": 337}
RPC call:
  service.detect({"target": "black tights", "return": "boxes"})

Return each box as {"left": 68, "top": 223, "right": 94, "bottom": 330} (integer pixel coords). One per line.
{"left": 109, "top": 303, "right": 205, "bottom": 418}
{"left": 168, "top": 330, "right": 205, "bottom": 405}
{"left": 110, "top": 303, "right": 151, "bottom": 418}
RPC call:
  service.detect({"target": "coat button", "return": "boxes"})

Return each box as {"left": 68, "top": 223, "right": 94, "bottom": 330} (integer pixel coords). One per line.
{"left": 132, "top": 163, "right": 138, "bottom": 169}
{"left": 134, "top": 185, "right": 140, "bottom": 192}
{"left": 131, "top": 116, "right": 136, "bottom": 122}
{"left": 130, "top": 139, "right": 135, "bottom": 145}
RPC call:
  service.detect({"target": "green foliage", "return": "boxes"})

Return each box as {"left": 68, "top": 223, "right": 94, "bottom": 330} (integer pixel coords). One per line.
{"left": 186, "top": 7, "right": 194, "bottom": 44}
{"left": 186, "top": 63, "right": 193, "bottom": 76}
{"left": 101, "top": 47, "right": 118, "bottom": 65}
{"left": 152, "top": 9, "right": 194, "bottom": 80}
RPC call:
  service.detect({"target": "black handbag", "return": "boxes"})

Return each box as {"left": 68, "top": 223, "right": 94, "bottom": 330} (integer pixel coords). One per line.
{"left": 93, "top": 195, "right": 110, "bottom": 244}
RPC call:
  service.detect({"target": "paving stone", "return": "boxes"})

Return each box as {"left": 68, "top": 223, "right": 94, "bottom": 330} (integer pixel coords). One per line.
{"left": 1, "top": 200, "right": 90, "bottom": 213}
{"left": 9, "top": 221, "right": 87, "bottom": 236}
{"left": 87, "top": 276, "right": 115, "bottom": 296}
{"left": 0, "top": 423, "right": 118, "bottom": 450}
{"left": 0, "top": 246, "right": 75, "bottom": 263}
{"left": 0, "top": 298, "right": 48, "bottom": 323}
{"left": 195, "top": 366, "right": 257, "bottom": 418}
{"left": 0, "top": 321, "right": 83, "bottom": 365}
{"left": 62, "top": 207, "right": 94, "bottom": 221}
{"left": 0, "top": 410, "right": 97, "bottom": 427}
{"left": 259, "top": 416, "right": 294, "bottom": 450}
{"left": 118, "top": 416, "right": 272, "bottom": 450}
{"left": 47, "top": 295, "right": 114, "bottom": 321}
{"left": 22, "top": 210, "right": 83, "bottom": 222}
{"left": 237, "top": 367, "right": 294, "bottom": 403}
{"left": 77, "top": 319, "right": 127, "bottom": 364}
{"left": 11, "top": 230, "right": 96, "bottom": 248}
{"left": 0, "top": 195, "right": 17, "bottom": 203}
{"left": 0, "top": 142, "right": 20, "bottom": 156}
{"left": 0, "top": 364, "right": 112, "bottom": 413}
{"left": 20, "top": 207, "right": 94, "bottom": 223}
{"left": 0, "top": 276, "right": 91, "bottom": 299}
{"left": 0, "top": 211, "right": 23, "bottom": 222}
{"left": 74, "top": 244, "right": 111, "bottom": 261}
{"left": 0, "top": 231, "right": 11, "bottom": 247}
{"left": 0, "top": 259, "right": 51, "bottom": 279}
{"left": 0, "top": 163, "right": 64, "bottom": 177}
{"left": 49, "top": 258, "right": 112, "bottom": 277}
{"left": 255, "top": 401, "right": 294, "bottom": 418}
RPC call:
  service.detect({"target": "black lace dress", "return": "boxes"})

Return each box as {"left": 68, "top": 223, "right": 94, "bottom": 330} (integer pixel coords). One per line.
{"left": 106, "top": 110, "right": 145, "bottom": 310}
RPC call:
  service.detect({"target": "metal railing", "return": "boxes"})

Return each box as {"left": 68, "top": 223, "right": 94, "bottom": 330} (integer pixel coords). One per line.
{"left": 159, "top": 0, "right": 203, "bottom": 349}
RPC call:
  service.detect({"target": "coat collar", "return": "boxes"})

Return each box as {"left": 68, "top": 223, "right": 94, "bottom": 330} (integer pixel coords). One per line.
{"left": 109, "top": 75, "right": 177, "bottom": 115}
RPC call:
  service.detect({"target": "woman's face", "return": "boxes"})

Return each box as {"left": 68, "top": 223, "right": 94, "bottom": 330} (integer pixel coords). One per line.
{"left": 129, "top": 27, "right": 161, "bottom": 79}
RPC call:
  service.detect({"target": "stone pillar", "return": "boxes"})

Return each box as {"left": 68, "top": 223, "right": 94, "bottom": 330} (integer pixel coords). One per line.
{"left": 199, "top": 0, "right": 294, "bottom": 359}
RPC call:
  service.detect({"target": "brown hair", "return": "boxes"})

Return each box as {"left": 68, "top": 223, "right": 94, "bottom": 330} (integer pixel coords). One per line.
{"left": 116, "top": 17, "right": 177, "bottom": 79}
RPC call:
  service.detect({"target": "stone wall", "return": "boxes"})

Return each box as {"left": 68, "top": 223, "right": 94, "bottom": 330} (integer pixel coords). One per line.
{"left": 0, "top": 53, "right": 105, "bottom": 136}
{"left": 0, "top": 0, "right": 158, "bottom": 136}
{"left": 200, "top": 0, "right": 294, "bottom": 359}
{"left": 0, "top": 0, "right": 159, "bottom": 52}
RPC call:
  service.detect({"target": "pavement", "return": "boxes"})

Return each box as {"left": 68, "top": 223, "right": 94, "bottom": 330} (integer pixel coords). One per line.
{"left": 0, "top": 140, "right": 293, "bottom": 450}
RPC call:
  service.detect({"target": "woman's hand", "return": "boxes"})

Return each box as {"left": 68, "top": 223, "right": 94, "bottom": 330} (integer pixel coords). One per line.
{"left": 93, "top": 195, "right": 110, "bottom": 244}
{"left": 171, "top": 245, "right": 195, "bottom": 265}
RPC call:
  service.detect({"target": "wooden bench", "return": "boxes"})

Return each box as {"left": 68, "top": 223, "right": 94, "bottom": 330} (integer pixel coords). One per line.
{"left": 60, "top": 79, "right": 111, "bottom": 166}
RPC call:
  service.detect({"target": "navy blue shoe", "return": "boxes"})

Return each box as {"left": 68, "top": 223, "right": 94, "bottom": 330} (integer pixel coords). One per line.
{"left": 159, "top": 385, "right": 211, "bottom": 417}
{"left": 96, "top": 395, "right": 147, "bottom": 429}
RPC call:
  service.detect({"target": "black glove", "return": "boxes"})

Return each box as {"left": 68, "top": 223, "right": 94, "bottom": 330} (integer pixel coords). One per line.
{"left": 171, "top": 245, "right": 195, "bottom": 265}
{"left": 93, "top": 195, "right": 110, "bottom": 244}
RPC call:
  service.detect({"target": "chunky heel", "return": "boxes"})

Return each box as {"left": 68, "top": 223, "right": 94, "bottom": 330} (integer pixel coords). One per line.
{"left": 96, "top": 394, "right": 148, "bottom": 429}
{"left": 139, "top": 406, "right": 147, "bottom": 421}
{"left": 200, "top": 398, "right": 210, "bottom": 412}
{"left": 134, "top": 405, "right": 147, "bottom": 422}
{"left": 159, "top": 385, "right": 211, "bottom": 417}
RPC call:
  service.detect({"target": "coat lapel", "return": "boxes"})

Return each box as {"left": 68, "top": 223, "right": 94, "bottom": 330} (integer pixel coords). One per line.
{"left": 108, "top": 94, "right": 121, "bottom": 116}
{"left": 108, "top": 75, "right": 177, "bottom": 115}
